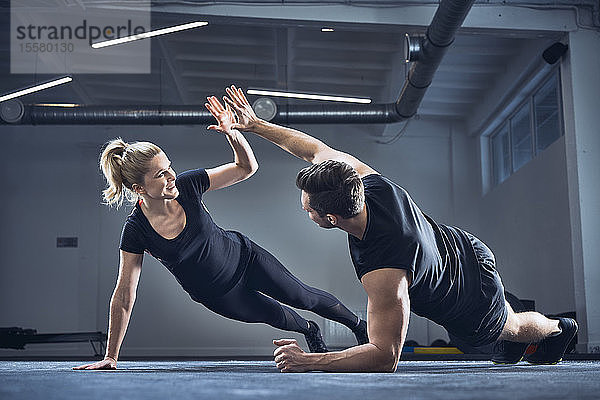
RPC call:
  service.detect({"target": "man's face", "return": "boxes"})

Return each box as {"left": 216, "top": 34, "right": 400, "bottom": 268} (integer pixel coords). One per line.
{"left": 301, "top": 191, "right": 335, "bottom": 229}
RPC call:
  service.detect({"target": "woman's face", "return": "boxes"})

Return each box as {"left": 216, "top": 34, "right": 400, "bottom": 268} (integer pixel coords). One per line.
{"left": 139, "top": 152, "right": 178, "bottom": 200}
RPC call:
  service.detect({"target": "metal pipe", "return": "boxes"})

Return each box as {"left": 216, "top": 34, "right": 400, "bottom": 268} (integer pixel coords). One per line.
{"left": 24, "top": 105, "right": 212, "bottom": 125}
{"left": 273, "top": 103, "right": 403, "bottom": 124}
{"left": 10, "top": 103, "right": 404, "bottom": 125}
{"left": 395, "top": 0, "right": 476, "bottom": 118}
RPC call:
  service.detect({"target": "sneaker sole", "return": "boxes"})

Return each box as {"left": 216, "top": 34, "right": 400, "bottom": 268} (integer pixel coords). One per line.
{"left": 492, "top": 356, "right": 523, "bottom": 365}
{"left": 525, "top": 357, "right": 562, "bottom": 365}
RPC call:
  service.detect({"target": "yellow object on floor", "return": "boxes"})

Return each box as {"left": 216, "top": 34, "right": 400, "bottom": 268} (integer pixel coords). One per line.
{"left": 409, "top": 347, "right": 464, "bottom": 354}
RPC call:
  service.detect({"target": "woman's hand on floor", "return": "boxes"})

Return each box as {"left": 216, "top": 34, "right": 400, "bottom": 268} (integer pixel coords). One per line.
{"left": 73, "top": 357, "right": 117, "bottom": 370}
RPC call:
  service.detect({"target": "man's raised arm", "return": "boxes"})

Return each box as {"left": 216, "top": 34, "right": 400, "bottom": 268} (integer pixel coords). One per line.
{"left": 224, "top": 85, "right": 378, "bottom": 177}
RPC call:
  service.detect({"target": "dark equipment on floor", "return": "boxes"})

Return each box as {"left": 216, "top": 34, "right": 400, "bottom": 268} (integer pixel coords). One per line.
{"left": 0, "top": 327, "right": 107, "bottom": 356}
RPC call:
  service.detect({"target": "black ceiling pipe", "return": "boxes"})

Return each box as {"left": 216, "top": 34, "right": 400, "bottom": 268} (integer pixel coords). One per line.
{"left": 274, "top": 103, "right": 402, "bottom": 124}
{"left": 3, "top": 0, "right": 475, "bottom": 126}
{"left": 22, "top": 105, "right": 212, "bottom": 125}
{"left": 395, "top": 0, "right": 476, "bottom": 119}
{"left": 8, "top": 103, "right": 403, "bottom": 125}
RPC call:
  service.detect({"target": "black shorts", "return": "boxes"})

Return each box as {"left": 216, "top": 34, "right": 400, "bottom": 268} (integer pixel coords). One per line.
{"left": 455, "top": 233, "right": 508, "bottom": 347}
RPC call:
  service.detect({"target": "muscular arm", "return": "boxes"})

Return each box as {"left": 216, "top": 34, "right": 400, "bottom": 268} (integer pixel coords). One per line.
{"left": 224, "top": 86, "right": 378, "bottom": 178}
{"left": 274, "top": 268, "right": 410, "bottom": 372}
{"left": 205, "top": 95, "right": 259, "bottom": 192}
{"left": 74, "top": 250, "right": 142, "bottom": 370}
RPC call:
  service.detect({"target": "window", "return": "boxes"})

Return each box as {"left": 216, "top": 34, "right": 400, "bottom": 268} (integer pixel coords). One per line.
{"left": 511, "top": 103, "right": 532, "bottom": 172}
{"left": 534, "top": 74, "right": 561, "bottom": 152}
{"left": 492, "top": 124, "right": 510, "bottom": 185}
{"left": 488, "top": 69, "right": 563, "bottom": 187}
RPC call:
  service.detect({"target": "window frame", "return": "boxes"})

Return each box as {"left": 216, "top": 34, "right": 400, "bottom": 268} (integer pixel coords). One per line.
{"left": 491, "top": 122, "right": 510, "bottom": 186}
{"left": 533, "top": 71, "right": 564, "bottom": 153}
{"left": 488, "top": 67, "right": 563, "bottom": 188}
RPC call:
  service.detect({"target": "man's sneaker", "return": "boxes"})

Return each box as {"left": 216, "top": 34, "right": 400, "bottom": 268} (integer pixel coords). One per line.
{"left": 491, "top": 340, "right": 529, "bottom": 364}
{"left": 352, "top": 319, "right": 369, "bottom": 345}
{"left": 304, "top": 321, "right": 328, "bottom": 353}
{"left": 525, "top": 318, "right": 578, "bottom": 365}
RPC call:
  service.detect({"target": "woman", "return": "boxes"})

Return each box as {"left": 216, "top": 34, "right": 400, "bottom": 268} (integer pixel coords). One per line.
{"left": 74, "top": 97, "right": 366, "bottom": 370}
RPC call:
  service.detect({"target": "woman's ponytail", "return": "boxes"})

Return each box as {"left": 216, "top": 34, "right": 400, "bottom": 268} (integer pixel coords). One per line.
{"left": 99, "top": 138, "right": 162, "bottom": 208}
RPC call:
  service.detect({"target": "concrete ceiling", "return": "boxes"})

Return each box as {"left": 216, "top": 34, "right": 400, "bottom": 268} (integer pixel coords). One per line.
{"left": 0, "top": 0, "right": 589, "bottom": 126}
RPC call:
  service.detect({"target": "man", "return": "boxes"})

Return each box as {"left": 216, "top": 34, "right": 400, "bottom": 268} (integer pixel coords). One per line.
{"left": 220, "top": 85, "right": 577, "bottom": 372}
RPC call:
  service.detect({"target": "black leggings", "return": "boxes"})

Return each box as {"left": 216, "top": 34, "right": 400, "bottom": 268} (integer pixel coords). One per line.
{"left": 201, "top": 240, "right": 359, "bottom": 334}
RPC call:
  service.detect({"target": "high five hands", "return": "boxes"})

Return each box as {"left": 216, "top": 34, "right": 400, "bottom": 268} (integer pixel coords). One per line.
{"left": 205, "top": 85, "right": 262, "bottom": 133}
{"left": 205, "top": 95, "right": 239, "bottom": 134}
{"left": 223, "top": 85, "right": 261, "bottom": 131}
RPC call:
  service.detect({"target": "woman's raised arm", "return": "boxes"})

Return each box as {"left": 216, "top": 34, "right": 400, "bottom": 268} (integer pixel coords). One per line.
{"left": 204, "top": 96, "right": 259, "bottom": 191}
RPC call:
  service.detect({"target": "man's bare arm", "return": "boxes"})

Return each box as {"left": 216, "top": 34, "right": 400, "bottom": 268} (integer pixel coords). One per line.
{"left": 273, "top": 268, "right": 410, "bottom": 372}
{"left": 224, "top": 85, "right": 378, "bottom": 178}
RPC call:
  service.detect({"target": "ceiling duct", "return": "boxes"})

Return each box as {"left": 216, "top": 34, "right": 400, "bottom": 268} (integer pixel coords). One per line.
{"left": 13, "top": 103, "right": 403, "bottom": 125}
{"left": 395, "top": 0, "right": 476, "bottom": 120}
{"left": 18, "top": 105, "right": 212, "bottom": 125}
{"left": 4, "top": 0, "right": 475, "bottom": 126}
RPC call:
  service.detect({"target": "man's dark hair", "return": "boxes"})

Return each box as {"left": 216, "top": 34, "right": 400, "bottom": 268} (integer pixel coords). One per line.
{"left": 296, "top": 160, "right": 364, "bottom": 219}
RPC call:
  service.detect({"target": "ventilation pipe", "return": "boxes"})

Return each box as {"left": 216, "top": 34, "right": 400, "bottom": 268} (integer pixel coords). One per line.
{"left": 4, "top": 102, "right": 406, "bottom": 125}
{"left": 20, "top": 105, "right": 213, "bottom": 125}
{"left": 2, "top": 0, "right": 475, "bottom": 126}
{"left": 395, "top": 0, "right": 476, "bottom": 119}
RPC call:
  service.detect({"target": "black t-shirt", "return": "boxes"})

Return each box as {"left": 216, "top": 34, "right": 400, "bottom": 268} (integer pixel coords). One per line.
{"left": 119, "top": 168, "right": 251, "bottom": 301}
{"left": 349, "top": 174, "right": 481, "bottom": 330}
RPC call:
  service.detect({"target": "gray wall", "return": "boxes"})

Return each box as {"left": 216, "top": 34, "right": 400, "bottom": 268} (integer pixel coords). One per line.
{"left": 454, "top": 39, "right": 580, "bottom": 321}
{"left": 0, "top": 102, "right": 582, "bottom": 357}
{"left": 0, "top": 117, "right": 463, "bottom": 357}
{"left": 472, "top": 136, "right": 575, "bottom": 315}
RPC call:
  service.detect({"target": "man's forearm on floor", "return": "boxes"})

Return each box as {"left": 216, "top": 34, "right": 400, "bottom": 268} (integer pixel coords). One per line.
{"left": 305, "top": 344, "right": 399, "bottom": 372}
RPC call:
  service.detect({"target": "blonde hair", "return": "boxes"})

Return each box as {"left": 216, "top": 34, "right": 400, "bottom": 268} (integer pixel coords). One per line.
{"left": 99, "top": 138, "right": 163, "bottom": 208}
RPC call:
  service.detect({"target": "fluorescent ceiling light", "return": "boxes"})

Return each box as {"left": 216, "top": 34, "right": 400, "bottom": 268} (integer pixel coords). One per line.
{"left": 34, "top": 103, "right": 79, "bottom": 107}
{"left": 247, "top": 89, "right": 371, "bottom": 104}
{"left": 321, "top": 28, "right": 335, "bottom": 32}
{"left": 92, "top": 21, "right": 208, "bottom": 49}
{"left": 0, "top": 77, "right": 72, "bottom": 103}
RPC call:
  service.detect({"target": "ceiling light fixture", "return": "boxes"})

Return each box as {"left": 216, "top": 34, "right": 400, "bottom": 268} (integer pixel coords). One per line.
{"left": 246, "top": 89, "right": 371, "bottom": 104}
{"left": 34, "top": 103, "right": 80, "bottom": 107}
{"left": 252, "top": 97, "right": 277, "bottom": 121}
{"left": 0, "top": 77, "right": 73, "bottom": 103}
{"left": 321, "top": 28, "right": 335, "bottom": 32}
{"left": 92, "top": 21, "right": 208, "bottom": 49}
